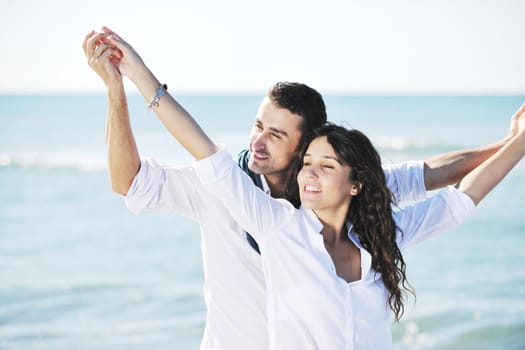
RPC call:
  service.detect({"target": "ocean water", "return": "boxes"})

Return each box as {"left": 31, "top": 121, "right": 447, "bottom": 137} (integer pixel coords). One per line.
{"left": 1, "top": 94, "right": 524, "bottom": 350}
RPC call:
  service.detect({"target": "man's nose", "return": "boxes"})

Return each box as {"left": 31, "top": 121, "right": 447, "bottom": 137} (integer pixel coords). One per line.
{"left": 253, "top": 132, "right": 268, "bottom": 149}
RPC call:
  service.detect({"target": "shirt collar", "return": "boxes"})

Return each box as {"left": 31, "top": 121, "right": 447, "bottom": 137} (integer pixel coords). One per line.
{"left": 346, "top": 221, "right": 373, "bottom": 278}
{"left": 260, "top": 175, "right": 271, "bottom": 195}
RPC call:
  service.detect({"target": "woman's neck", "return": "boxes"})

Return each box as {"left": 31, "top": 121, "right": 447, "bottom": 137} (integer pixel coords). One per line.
{"left": 317, "top": 207, "right": 362, "bottom": 283}
{"left": 315, "top": 208, "right": 349, "bottom": 246}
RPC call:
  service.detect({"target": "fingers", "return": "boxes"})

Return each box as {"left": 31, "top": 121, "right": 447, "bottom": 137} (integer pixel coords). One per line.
{"left": 99, "top": 29, "right": 144, "bottom": 70}
{"left": 101, "top": 26, "right": 127, "bottom": 45}
{"left": 91, "top": 42, "right": 122, "bottom": 63}
{"left": 100, "top": 47, "right": 122, "bottom": 64}
{"left": 103, "top": 34, "right": 129, "bottom": 54}
{"left": 101, "top": 26, "right": 124, "bottom": 45}
{"left": 103, "top": 35, "right": 125, "bottom": 52}
{"left": 83, "top": 28, "right": 122, "bottom": 67}
{"left": 84, "top": 26, "right": 143, "bottom": 82}
{"left": 81, "top": 30, "right": 95, "bottom": 53}
{"left": 89, "top": 45, "right": 123, "bottom": 83}
{"left": 92, "top": 41, "right": 111, "bottom": 59}
{"left": 101, "top": 26, "right": 116, "bottom": 37}
{"left": 83, "top": 31, "right": 111, "bottom": 57}
{"left": 98, "top": 26, "right": 134, "bottom": 54}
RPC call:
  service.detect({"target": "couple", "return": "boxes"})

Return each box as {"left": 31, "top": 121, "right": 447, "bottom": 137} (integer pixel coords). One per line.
{"left": 83, "top": 27, "right": 525, "bottom": 349}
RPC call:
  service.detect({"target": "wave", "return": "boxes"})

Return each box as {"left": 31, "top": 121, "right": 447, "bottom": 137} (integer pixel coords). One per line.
{"left": 0, "top": 138, "right": 465, "bottom": 172}
{"left": 0, "top": 153, "right": 107, "bottom": 171}
{"left": 374, "top": 137, "right": 463, "bottom": 154}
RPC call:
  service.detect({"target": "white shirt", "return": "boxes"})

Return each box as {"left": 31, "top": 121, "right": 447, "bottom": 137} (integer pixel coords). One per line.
{"left": 194, "top": 149, "right": 475, "bottom": 350}
{"left": 125, "top": 151, "right": 427, "bottom": 350}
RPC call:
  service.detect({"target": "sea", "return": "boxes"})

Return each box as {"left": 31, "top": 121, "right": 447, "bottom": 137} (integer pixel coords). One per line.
{"left": 1, "top": 94, "right": 524, "bottom": 350}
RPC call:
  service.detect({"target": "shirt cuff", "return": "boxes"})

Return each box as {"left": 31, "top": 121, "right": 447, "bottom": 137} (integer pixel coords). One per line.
{"left": 124, "top": 158, "right": 164, "bottom": 214}
{"left": 384, "top": 160, "right": 426, "bottom": 203}
{"left": 412, "top": 160, "right": 426, "bottom": 200}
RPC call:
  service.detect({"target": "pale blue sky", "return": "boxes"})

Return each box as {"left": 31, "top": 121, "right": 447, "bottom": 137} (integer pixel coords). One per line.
{"left": 1, "top": 0, "right": 524, "bottom": 95}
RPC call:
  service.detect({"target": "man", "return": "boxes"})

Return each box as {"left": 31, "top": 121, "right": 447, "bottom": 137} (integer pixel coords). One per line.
{"left": 82, "top": 27, "right": 522, "bottom": 349}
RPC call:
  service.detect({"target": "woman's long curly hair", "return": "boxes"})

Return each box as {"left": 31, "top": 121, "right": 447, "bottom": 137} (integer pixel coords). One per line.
{"left": 286, "top": 123, "right": 414, "bottom": 321}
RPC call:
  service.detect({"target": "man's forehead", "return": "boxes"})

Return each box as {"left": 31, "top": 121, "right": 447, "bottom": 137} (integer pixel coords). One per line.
{"left": 256, "top": 99, "right": 303, "bottom": 133}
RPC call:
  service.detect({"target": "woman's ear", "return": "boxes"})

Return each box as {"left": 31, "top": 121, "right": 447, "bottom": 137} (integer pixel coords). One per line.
{"left": 350, "top": 181, "right": 362, "bottom": 196}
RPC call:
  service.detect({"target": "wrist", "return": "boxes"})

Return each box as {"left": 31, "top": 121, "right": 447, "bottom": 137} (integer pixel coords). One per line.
{"left": 515, "top": 130, "right": 525, "bottom": 145}
{"left": 107, "top": 80, "right": 126, "bottom": 101}
{"left": 504, "top": 131, "right": 525, "bottom": 158}
{"left": 129, "top": 64, "right": 153, "bottom": 85}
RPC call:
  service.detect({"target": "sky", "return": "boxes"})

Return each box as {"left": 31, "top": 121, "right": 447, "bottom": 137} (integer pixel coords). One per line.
{"left": 1, "top": 0, "right": 525, "bottom": 95}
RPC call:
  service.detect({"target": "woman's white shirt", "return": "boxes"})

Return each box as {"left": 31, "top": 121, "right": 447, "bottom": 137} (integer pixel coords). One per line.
{"left": 195, "top": 149, "right": 475, "bottom": 350}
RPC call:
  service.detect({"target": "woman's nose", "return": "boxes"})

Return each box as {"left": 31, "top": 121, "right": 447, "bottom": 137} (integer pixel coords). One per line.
{"left": 306, "top": 167, "right": 318, "bottom": 178}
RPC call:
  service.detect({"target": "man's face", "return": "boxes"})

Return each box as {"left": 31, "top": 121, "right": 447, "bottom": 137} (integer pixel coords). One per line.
{"left": 248, "top": 97, "right": 304, "bottom": 179}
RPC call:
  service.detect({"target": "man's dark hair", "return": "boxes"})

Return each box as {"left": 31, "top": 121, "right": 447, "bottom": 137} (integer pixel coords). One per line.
{"left": 268, "top": 82, "right": 327, "bottom": 136}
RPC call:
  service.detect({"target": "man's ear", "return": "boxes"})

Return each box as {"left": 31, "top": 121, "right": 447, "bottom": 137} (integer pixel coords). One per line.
{"left": 350, "top": 181, "right": 362, "bottom": 196}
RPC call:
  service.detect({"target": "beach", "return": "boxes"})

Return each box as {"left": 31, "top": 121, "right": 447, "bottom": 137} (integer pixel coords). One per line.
{"left": 1, "top": 94, "right": 524, "bottom": 349}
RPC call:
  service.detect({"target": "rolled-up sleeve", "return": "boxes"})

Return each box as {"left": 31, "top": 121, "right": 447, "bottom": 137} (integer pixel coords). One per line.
{"left": 124, "top": 158, "right": 204, "bottom": 220}
{"left": 383, "top": 161, "right": 426, "bottom": 204}
{"left": 125, "top": 158, "right": 166, "bottom": 214}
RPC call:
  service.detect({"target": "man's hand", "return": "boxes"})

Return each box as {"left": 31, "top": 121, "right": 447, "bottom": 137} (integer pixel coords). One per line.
{"left": 82, "top": 30, "right": 123, "bottom": 86}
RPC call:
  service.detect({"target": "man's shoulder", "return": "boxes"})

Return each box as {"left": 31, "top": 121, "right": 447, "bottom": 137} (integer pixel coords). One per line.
{"left": 236, "top": 149, "right": 250, "bottom": 168}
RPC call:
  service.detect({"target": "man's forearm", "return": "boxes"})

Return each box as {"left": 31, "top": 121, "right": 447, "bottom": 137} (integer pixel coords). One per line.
{"left": 425, "top": 101, "right": 525, "bottom": 191}
{"left": 423, "top": 140, "right": 506, "bottom": 191}
{"left": 106, "top": 82, "right": 140, "bottom": 195}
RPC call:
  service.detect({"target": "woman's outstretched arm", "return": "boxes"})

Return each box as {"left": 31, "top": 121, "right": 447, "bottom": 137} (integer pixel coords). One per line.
{"left": 457, "top": 112, "right": 525, "bottom": 205}
{"left": 102, "top": 27, "right": 219, "bottom": 161}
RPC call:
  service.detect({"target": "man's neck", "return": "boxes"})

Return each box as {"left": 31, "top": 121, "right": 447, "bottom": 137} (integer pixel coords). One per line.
{"left": 264, "top": 173, "right": 288, "bottom": 199}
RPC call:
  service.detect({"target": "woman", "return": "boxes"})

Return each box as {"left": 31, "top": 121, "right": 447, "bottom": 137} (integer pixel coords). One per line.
{"left": 85, "top": 28, "right": 525, "bottom": 349}
{"left": 194, "top": 122, "right": 522, "bottom": 349}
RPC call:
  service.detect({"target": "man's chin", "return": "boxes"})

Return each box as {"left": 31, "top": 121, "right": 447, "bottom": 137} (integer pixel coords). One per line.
{"left": 248, "top": 161, "right": 268, "bottom": 175}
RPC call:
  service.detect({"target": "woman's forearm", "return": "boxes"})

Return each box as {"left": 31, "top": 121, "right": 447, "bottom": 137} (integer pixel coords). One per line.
{"left": 457, "top": 133, "right": 525, "bottom": 205}
{"left": 131, "top": 65, "right": 219, "bottom": 160}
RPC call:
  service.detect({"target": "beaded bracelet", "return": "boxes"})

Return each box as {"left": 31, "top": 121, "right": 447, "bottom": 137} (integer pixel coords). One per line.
{"left": 148, "top": 84, "right": 168, "bottom": 108}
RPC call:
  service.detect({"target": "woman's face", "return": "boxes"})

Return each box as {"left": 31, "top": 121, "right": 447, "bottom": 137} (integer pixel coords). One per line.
{"left": 297, "top": 136, "right": 360, "bottom": 214}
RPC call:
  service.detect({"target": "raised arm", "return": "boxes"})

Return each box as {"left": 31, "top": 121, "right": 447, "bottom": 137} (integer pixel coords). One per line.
{"left": 423, "top": 102, "right": 524, "bottom": 191}
{"left": 83, "top": 30, "right": 140, "bottom": 195}
{"left": 100, "top": 27, "right": 219, "bottom": 161}
{"left": 457, "top": 111, "right": 525, "bottom": 205}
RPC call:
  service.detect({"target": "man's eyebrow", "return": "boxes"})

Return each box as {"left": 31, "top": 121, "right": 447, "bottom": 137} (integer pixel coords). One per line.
{"left": 255, "top": 119, "right": 289, "bottom": 137}
{"left": 268, "top": 127, "right": 289, "bottom": 137}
